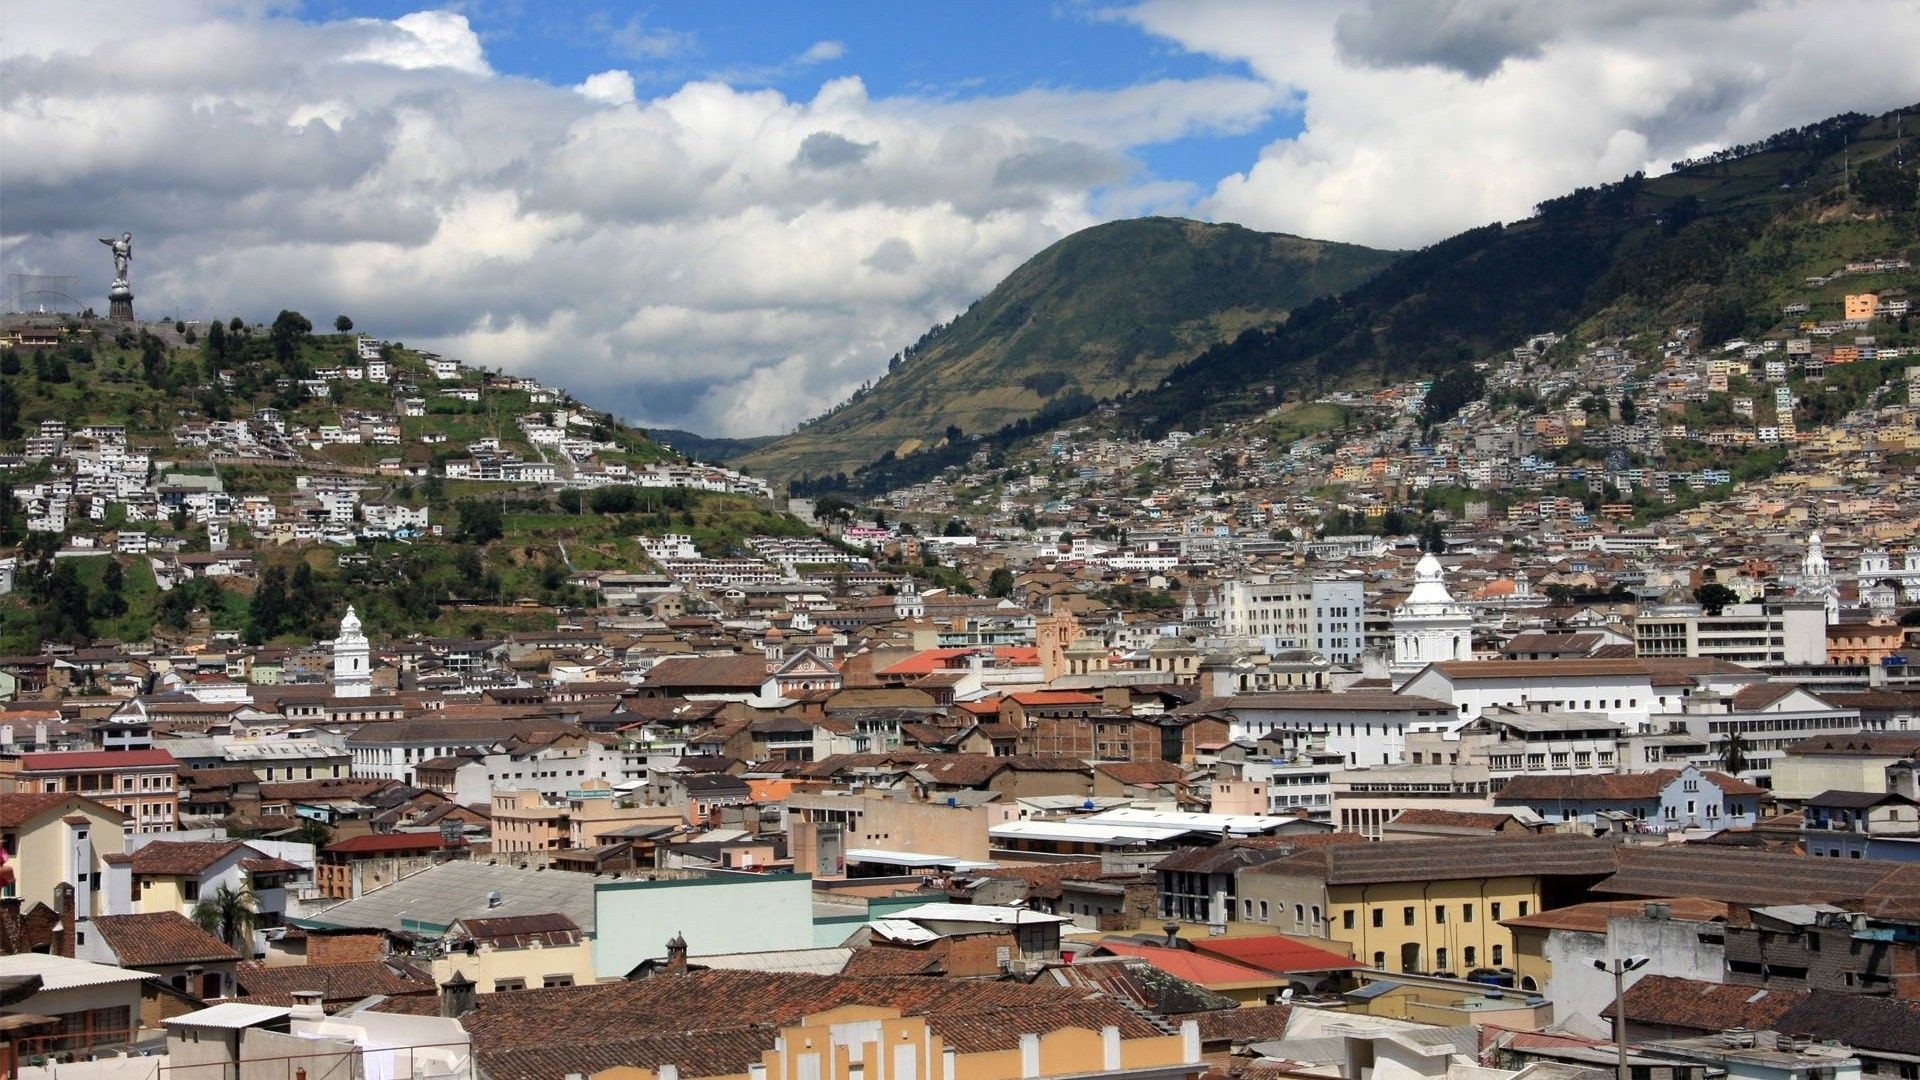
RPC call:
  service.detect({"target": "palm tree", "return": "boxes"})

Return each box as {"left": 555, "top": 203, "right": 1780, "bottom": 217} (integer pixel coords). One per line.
{"left": 1721, "top": 732, "right": 1751, "bottom": 777}
{"left": 191, "top": 883, "right": 258, "bottom": 953}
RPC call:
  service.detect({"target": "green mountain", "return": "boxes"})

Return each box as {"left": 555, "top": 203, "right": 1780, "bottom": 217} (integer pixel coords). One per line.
{"left": 735, "top": 217, "right": 1398, "bottom": 482}
{"left": 818, "top": 105, "right": 1917, "bottom": 495}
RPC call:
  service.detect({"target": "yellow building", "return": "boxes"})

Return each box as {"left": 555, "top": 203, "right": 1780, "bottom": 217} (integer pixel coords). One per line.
{"left": 0, "top": 792, "right": 127, "bottom": 923}
{"left": 591, "top": 1003, "right": 1202, "bottom": 1080}
{"left": 1844, "top": 293, "right": 1878, "bottom": 320}
{"left": 430, "top": 912, "right": 598, "bottom": 993}
{"left": 1234, "top": 835, "right": 1616, "bottom": 978}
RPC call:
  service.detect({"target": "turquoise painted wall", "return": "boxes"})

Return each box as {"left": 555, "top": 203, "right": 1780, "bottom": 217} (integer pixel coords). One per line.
{"left": 592, "top": 873, "right": 814, "bottom": 977}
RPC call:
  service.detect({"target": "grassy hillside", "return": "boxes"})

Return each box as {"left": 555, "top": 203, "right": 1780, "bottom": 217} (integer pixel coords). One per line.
{"left": 736, "top": 217, "right": 1397, "bottom": 482}
{"left": 0, "top": 319, "right": 822, "bottom": 648}
{"left": 813, "top": 105, "right": 1916, "bottom": 496}
{"left": 1117, "top": 107, "right": 1916, "bottom": 435}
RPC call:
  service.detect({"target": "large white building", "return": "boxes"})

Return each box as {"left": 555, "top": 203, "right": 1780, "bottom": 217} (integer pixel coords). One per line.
{"left": 1391, "top": 555, "right": 1474, "bottom": 676}
{"left": 1210, "top": 577, "right": 1366, "bottom": 663}
{"left": 1222, "top": 692, "right": 1458, "bottom": 768}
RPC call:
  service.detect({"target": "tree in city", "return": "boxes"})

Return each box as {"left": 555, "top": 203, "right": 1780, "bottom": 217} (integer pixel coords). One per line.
{"left": 987, "top": 567, "right": 1015, "bottom": 598}
{"left": 1693, "top": 582, "right": 1738, "bottom": 615}
{"left": 191, "top": 883, "right": 258, "bottom": 951}
{"left": 1721, "top": 731, "right": 1752, "bottom": 776}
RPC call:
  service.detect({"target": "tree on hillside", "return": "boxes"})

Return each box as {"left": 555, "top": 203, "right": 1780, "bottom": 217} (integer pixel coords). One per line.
{"left": 455, "top": 500, "right": 504, "bottom": 544}
{"left": 334, "top": 315, "right": 354, "bottom": 333}
{"left": 1421, "top": 368, "right": 1486, "bottom": 426}
{"left": 92, "top": 559, "right": 129, "bottom": 620}
{"left": 1854, "top": 158, "right": 1917, "bottom": 211}
{"left": 269, "top": 310, "right": 312, "bottom": 369}
{"left": 0, "top": 381, "right": 20, "bottom": 441}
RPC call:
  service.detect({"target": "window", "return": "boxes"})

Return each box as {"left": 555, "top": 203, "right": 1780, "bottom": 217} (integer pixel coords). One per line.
{"left": 1434, "top": 906, "right": 1446, "bottom": 924}
{"left": 1518, "top": 901, "right": 1530, "bottom": 916}
{"left": 182, "top": 880, "right": 200, "bottom": 901}
{"left": 1435, "top": 948, "right": 1449, "bottom": 971}
{"left": 1294, "top": 904, "right": 1306, "bottom": 925}
{"left": 1404, "top": 906, "right": 1416, "bottom": 926}
{"left": 1493, "top": 944, "right": 1505, "bottom": 965}
{"left": 1464, "top": 946, "right": 1477, "bottom": 967}
{"left": 1373, "top": 909, "right": 1385, "bottom": 928}
{"left": 1259, "top": 901, "right": 1269, "bottom": 921}
{"left": 1243, "top": 899, "right": 1253, "bottom": 919}
{"left": 1490, "top": 902, "right": 1502, "bottom": 921}
{"left": 1373, "top": 951, "right": 1386, "bottom": 970}
{"left": 1463, "top": 904, "right": 1474, "bottom": 923}
{"left": 492, "top": 978, "right": 526, "bottom": 992}
{"left": 1344, "top": 910, "right": 1356, "bottom": 930}
{"left": 541, "top": 975, "right": 573, "bottom": 988}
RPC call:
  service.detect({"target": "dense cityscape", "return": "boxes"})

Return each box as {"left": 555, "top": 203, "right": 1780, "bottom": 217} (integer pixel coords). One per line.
{"left": 3, "top": 6, "right": 1920, "bottom": 1080}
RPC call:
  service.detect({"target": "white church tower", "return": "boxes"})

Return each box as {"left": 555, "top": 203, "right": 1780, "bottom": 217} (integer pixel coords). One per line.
{"left": 1392, "top": 553, "right": 1474, "bottom": 675}
{"left": 1800, "top": 530, "right": 1839, "bottom": 623}
{"left": 332, "top": 605, "right": 372, "bottom": 698}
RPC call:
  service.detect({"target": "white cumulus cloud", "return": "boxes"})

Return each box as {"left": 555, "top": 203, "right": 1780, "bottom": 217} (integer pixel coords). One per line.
{"left": 576, "top": 69, "right": 637, "bottom": 107}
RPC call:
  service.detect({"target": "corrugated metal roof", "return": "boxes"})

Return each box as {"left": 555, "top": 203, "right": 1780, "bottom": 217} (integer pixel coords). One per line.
{"left": 164, "top": 1003, "right": 292, "bottom": 1029}
{"left": 0, "top": 954, "right": 154, "bottom": 991}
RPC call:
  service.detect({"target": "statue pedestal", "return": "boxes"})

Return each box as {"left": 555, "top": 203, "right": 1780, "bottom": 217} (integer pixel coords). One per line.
{"left": 108, "top": 280, "right": 134, "bottom": 323}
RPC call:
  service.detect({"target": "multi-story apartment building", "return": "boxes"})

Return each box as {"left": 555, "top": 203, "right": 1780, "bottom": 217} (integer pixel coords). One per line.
{"left": 1209, "top": 578, "right": 1367, "bottom": 663}
{"left": 1633, "top": 601, "right": 1829, "bottom": 666}
{"left": 0, "top": 750, "right": 179, "bottom": 834}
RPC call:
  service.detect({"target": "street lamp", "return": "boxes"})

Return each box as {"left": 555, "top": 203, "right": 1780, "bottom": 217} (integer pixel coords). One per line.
{"left": 1594, "top": 955, "right": 1651, "bottom": 1080}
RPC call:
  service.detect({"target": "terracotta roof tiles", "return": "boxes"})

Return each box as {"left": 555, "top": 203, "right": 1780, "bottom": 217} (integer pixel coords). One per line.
{"left": 92, "top": 912, "right": 241, "bottom": 968}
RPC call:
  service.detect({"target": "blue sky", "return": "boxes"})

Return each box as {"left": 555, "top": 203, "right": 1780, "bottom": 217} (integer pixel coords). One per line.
{"left": 312, "top": 0, "right": 1303, "bottom": 196}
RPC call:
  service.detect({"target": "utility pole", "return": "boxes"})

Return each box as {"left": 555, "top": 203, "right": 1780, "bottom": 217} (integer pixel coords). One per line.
{"left": 1595, "top": 955, "right": 1651, "bottom": 1080}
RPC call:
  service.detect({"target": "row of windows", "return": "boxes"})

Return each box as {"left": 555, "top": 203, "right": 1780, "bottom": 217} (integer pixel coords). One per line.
{"left": 1369, "top": 945, "right": 1503, "bottom": 969}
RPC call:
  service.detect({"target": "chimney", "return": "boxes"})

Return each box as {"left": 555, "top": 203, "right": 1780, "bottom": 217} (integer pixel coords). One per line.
{"left": 439, "top": 973, "right": 476, "bottom": 1018}
{"left": 665, "top": 931, "right": 688, "bottom": 975}
{"left": 1162, "top": 921, "right": 1181, "bottom": 949}
{"left": 1644, "top": 902, "right": 1671, "bottom": 921}
{"left": 290, "top": 990, "right": 325, "bottom": 1021}
{"left": 54, "top": 883, "right": 77, "bottom": 958}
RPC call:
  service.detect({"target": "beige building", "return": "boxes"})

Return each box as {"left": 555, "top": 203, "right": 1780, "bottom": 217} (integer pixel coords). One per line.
{"left": 490, "top": 787, "right": 680, "bottom": 861}
{"left": 591, "top": 1003, "right": 1202, "bottom": 1080}
{"left": 788, "top": 791, "right": 1020, "bottom": 875}
{"left": 430, "top": 913, "right": 597, "bottom": 993}
{"left": 1771, "top": 732, "right": 1920, "bottom": 803}
{"left": 0, "top": 792, "right": 128, "bottom": 934}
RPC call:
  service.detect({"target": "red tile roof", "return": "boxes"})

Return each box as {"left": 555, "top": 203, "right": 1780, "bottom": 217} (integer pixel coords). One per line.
{"left": 0, "top": 792, "right": 124, "bottom": 828}
{"left": 1185, "top": 935, "right": 1367, "bottom": 974}
{"left": 92, "top": 912, "right": 241, "bottom": 968}
{"left": 235, "top": 960, "right": 435, "bottom": 1005}
{"left": 17, "top": 749, "right": 178, "bottom": 772}
{"left": 1089, "top": 940, "right": 1278, "bottom": 987}
{"left": 1602, "top": 974, "right": 1805, "bottom": 1033}
{"left": 1500, "top": 897, "right": 1730, "bottom": 933}
{"left": 127, "top": 840, "right": 249, "bottom": 876}
{"left": 465, "top": 969, "right": 1164, "bottom": 1080}
{"left": 323, "top": 833, "right": 449, "bottom": 855}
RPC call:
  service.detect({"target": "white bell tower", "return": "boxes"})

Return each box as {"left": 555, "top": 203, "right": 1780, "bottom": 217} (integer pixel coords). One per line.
{"left": 332, "top": 605, "right": 372, "bottom": 698}
{"left": 1392, "top": 554, "right": 1473, "bottom": 675}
